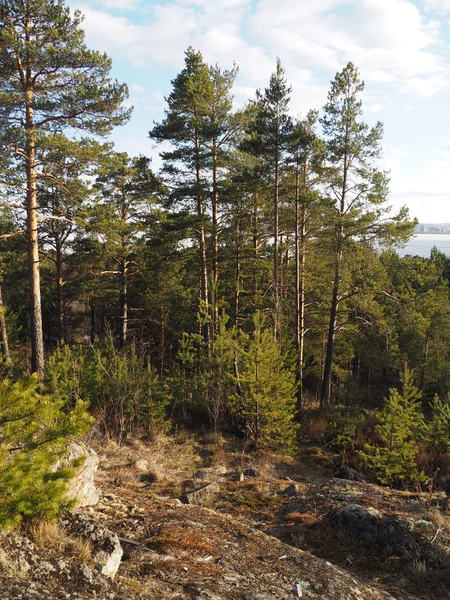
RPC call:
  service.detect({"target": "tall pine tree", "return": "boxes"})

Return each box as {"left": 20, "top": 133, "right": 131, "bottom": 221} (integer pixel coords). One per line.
{"left": 0, "top": 0, "right": 130, "bottom": 376}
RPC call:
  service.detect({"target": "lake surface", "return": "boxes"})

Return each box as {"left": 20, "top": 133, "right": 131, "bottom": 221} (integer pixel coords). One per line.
{"left": 395, "top": 234, "right": 450, "bottom": 258}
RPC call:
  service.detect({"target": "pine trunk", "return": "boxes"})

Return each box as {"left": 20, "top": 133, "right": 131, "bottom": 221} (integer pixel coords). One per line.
{"left": 119, "top": 256, "right": 128, "bottom": 347}
{"left": 273, "top": 156, "right": 280, "bottom": 339}
{"left": 234, "top": 218, "right": 240, "bottom": 325}
{"left": 0, "top": 286, "right": 11, "bottom": 364}
{"left": 56, "top": 242, "right": 65, "bottom": 345}
{"left": 195, "top": 133, "right": 210, "bottom": 345}
{"left": 295, "top": 166, "right": 306, "bottom": 412}
{"left": 26, "top": 88, "right": 44, "bottom": 378}
{"left": 212, "top": 143, "right": 219, "bottom": 334}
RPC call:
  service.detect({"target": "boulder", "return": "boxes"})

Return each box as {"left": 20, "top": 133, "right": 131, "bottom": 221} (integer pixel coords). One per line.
{"left": 281, "top": 484, "right": 299, "bottom": 497}
{"left": 334, "top": 465, "right": 365, "bottom": 482}
{"left": 56, "top": 442, "right": 100, "bottom": 507}
{"left": 61, "top": 511, "right": 123, "bottom": 578}
{"left": 183, "top": 482, "right": 220, "bottom": 506}
{"left": 326, "top": 503, "right": 423, "bottom": 560}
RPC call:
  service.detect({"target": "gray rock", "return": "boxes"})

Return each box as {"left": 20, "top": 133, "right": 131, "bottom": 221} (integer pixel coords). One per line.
{"left": 61, "top": 511, "right": 123, "bottom": 578}
{"left": 326, "top": 503, "right": 422, "bottom": 560}
{"left": 334, "top": 465, "right": 365, "bottom": 482}
{"left": 194, "top": 470, "right": 210, "bottom": 481}
{"left": 134, "top": 459, "right": 149, "bottom": 472}
{"left": 55, "top": 442, "right": 100, "bottom": 507}
{"left": 327, "top": 504, "right": 381, "bottom": 537}
{"left": 281, "top": 484, "right": 299, "bottom": 497}
{"left": 184, "top": 482, "right": 220, "bottom": 506}
{"left": 78, "top": 564, "right": 94, "bottom": 584}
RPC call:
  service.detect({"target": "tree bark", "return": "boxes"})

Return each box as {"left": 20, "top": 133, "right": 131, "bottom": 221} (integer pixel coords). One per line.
{"left": 273, "top": 152, "right": 280, "bottom": 339}
{"left": 234, "top": 218, "right": 240, "bottom": 325}
{"left": 119, "top": 256, "right": 128, "bottom": 347}
{"left": 26, "top": 79, "right": 44, "bottom": 378}
{"left": 295, "top": 166, "right": 306, "bottom": 412}
{"left": 212, "top": 142, "right": 219, "bottom": 334}
{"left": 0, "top": 286, "right": 11, "bottom": 364}
{"left": 55, "top": 241, "right": 65, "bottom": 345}
{"left": 195, "top": 132, "right": 210, "bottom": 346}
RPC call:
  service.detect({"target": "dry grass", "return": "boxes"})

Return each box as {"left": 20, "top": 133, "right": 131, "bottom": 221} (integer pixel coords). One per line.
{"left": 282, "top": 512, "right": 318, "bottom": 525}
{"left": 29, "top": 519, "right": 67, "bottom": 551}
{"left": 65, "top": 537, "right": 93, "bottom": 564}
{"left": 152, "top": 523, "right": 219, "bottom": 558}
{"left": 95, "top": 431, "right": 202, "bottom": 488}
{"left": 29, "top": 519, "right": 93, "bottom": 565}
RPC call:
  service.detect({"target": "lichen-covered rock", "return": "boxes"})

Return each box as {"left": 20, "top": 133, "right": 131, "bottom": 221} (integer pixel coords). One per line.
{"left": 56, "top": 442, "right": 100, "bottom": 507}
{"left": 0, "top": 528, "right": 139, "bottom": 600}
{"left": 183, "top": 482, "right": 220, "bottom": 506}
{"left": 61, "top": 511, "right": 123, "bottom": 578}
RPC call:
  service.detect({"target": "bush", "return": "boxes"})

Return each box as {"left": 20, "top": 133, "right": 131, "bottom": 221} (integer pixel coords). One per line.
{"left": 82, "top": 339, "right": 168, "bottom": 442}
{"left": 357, "top": 367, "right": 426, "bottom": 486}
{"left": 0, "top": 376, "right": 93, "bottom": 528}
{"left": 46, "top": 341, "right": 168, "bottom": 443}
{"left": 231, "top": 311, "right": 299, "bottom": 451}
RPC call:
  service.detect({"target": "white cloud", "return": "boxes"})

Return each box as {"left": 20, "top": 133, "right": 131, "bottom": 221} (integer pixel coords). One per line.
{"left": 384, "top": 157, "right": 403, "bottom": 172}
{"left": 391, "top": 147, "right": 408, "bottom": 157}
{"left": 249, "top": 0, "right": 449, "bottom": 97}
{"left": 130, "top": 83, "right": 146, "bottom": 94}
{"left": 92, "top": 0, "right": 140, "bottom": 9}
{"left": 424, "top": 0, "right": 450, "bottom": 12}
{"left": 366, "top": 102, "right": 384, "bottom": 112}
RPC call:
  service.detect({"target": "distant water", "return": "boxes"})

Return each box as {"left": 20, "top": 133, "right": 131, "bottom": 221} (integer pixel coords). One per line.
{"left": 395, "top": 234, "right": 450, "bottom": 258}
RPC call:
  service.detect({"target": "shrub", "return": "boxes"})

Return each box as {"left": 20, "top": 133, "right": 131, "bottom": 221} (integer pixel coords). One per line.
{"left": 358, "top": 367, "right": 426, "bottom": 486}
{"left": 46, "top": 340, "right": 168, "bottom": 443}
{"left": 428, "top": 394, "right": 450, "bottom": 453}
{"left": 231, "top": 311, "right": 299, "bottom": 450}
{"left": 0, "top": 376, "right": 93, "bottom": 528}
{"left": 83, "top": 339, "right": 168, "bottom": 442}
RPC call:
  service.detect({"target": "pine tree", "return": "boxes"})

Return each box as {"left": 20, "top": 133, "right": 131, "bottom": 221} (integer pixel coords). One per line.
{"left": 92, "top": 152, "right": 163, "bottom": 346}
{"left": 232, "top": 311, "right": 298, "bottom": 450}
{"left": 358, "top": 366, "right": 426, "bottom": 486}
{"left": 428, "top": 394, "right": 450, "bottom": 453}
{"left": 319, "top": 63, "right": 414, "bottom": 405}
{"left": 287, "top": 111, "right": 326, "bottom": 410}
{"left": 150, "top": 48, "right": 214, "bottom": 343}
{"left": 0, "top": 375, "right": 93, "bottom": 527}
{"left": 0, "top": 0, "right": 130, "bottom": 376}
{"left": 241, "top": 60, "right": 292, "bottom": 338}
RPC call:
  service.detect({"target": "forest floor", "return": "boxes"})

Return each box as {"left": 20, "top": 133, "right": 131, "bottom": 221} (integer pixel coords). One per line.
{"left": 1, "top": 430, "right": 450, "bottom": 599}
{"left": 90, "top": 431, "right": 450, "bottom": 600}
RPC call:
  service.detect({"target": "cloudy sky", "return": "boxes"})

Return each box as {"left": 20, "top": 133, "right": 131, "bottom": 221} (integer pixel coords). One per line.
{"left": 68, "top": 0, "right": 450, "bottom": 223}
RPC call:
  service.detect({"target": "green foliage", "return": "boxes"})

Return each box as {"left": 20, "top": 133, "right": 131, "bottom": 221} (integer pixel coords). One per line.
{"left": 232, "top": 311, "right": 299, "bottom": 450}
{"left": 428, "top": 394, "right": 450, "bottom": 453}
{"left": 323, "top": 411, "right": 365, "bottom": 453}
{"left": 45, "top": 344, "right": 86, "bottom": 408}
{"left": 0, "top": 375, "right": 93, "bottom": 528}
{"left": 170, "top": 310, "right": 235, "bottom": 433}
{"left": 358, "top": 367, "right": 426, "bottom": 486}
{"left": 82, "top": 338, "right": 168, "bottom": 442}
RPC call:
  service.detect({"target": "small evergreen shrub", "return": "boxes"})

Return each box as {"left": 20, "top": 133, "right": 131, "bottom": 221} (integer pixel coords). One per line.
{"left": 357, "top": 367, "right": 426, "bottom": 486}
{"left": 231, "top": 311, "right": 299, "bottom": 451}
{"left": 428, "top": 394, "right": 450, "bottom": 453}
{"left": 82, "top": 339, "right": 168, "bottom": 442}
{"left": 0, "top": 376, "right": 93, "bottom": 528}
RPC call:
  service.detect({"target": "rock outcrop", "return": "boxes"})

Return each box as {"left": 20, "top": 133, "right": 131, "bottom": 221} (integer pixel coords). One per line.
{"left": 56, "top": 442, "right": 100, "bottom": 507}
{"left": 61, "top": 511, "right": 123, "bottom": 578}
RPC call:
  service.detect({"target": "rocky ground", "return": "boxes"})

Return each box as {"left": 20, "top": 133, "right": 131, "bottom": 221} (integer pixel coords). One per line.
{"left": 0, "top": 434, "right": 449, "bottom": 599}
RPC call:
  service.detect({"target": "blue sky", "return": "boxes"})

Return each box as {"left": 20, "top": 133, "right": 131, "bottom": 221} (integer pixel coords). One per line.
{"left": 68, "top": 0, "right": 450, "bottom": 223}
